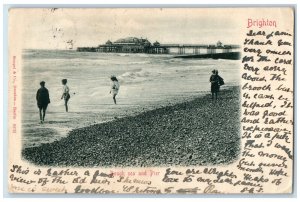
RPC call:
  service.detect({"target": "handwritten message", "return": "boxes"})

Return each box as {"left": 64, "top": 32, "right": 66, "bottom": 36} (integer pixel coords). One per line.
{"left": 9, "top": 165, "right": 227, "bottom": 194}
{"left": 8, "top": 8, "right": 294, "bottom": 195}
{"left": 240, "top": 28, "right": 293, "bottom": 193}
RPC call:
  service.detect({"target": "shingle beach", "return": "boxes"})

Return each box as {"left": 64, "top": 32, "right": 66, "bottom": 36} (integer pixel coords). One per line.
{"left": 23, "top": 86, "right": 241, "bottom": 167}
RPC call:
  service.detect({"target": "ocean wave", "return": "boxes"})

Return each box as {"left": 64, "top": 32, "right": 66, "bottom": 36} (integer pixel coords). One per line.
{"left": 117, "top": 63, "right": 215, "bottom": 84}
{"left": 127, "top": 61, "right": 151, "bottom": 65}
{"left": 116, "top": 53, "right": 150, "bottom": 58}
{"left": 117, "top": 53, "right": 131, "bottom": 57}
{"left": 118, "top": 68, "right": 158, "bottom": 84}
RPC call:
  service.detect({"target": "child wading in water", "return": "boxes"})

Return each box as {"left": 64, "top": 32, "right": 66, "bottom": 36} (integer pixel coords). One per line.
{"left": 110, "top": 75, "right": 120, "bottom": 104}
{"left": 61, "top": 79, "right": 70, "bottom": 112}
{"left": 36, "top": 81, "right": 50, "bottom": 123}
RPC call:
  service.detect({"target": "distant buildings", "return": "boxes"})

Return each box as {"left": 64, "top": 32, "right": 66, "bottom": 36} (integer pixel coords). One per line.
{"left": 77, "top": 37, "right": 239, "bottom": 55}
{"left": 77, "top": 37, "right": 168, "bottom": 54}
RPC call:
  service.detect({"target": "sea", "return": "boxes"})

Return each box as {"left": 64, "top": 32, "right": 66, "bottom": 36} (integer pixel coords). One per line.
{"left": 22, "top": 49, "right": 240, "bottom": 148}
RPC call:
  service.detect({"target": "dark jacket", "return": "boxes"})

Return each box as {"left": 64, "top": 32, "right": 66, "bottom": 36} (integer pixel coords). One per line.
{"left": 210, "top": 75, "right": 221, "bottom": 93}
{"left": 36, "top": 87, "right": 50, "bottom": 107}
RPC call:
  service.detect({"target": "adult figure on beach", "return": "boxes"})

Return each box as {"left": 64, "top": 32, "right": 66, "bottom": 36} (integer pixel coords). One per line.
{"left": 61, "top": 79, "right": 70, "bottom": 112}
{"left": 110, "top": 75, "right": 120, "bottom": 104}
{"left": 36, "top": 81, "right": 50, "bottom": 123}
{"left": 210, "top": 70, "right": 224, "bottom": 100}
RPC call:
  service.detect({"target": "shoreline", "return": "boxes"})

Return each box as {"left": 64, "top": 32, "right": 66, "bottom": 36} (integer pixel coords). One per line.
{"left": 23, "top": 86, "right": 241, "bottom": 167}
{"left": 22, "top": 90, "right": 208, "bottom": 149}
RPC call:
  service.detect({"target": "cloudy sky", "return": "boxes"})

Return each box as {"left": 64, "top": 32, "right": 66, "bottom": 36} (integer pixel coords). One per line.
{"left": 13, "top": 8, "right": 244, "bottom": 49}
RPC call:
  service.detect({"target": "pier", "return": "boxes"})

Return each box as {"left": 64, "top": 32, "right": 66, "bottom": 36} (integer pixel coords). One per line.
{"left": 77, "top": 37, "right": 240, "bottom": 58}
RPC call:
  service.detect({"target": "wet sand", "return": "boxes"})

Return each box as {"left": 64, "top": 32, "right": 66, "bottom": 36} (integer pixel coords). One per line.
{"left": 22, "top": 86, "right": 241, "bottom": 167}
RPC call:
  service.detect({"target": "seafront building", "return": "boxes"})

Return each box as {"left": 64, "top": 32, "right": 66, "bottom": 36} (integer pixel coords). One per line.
{"left": 77, "top": 37, "right": 168, "bottom": 54}
{"left": 77, "top": 37, "right": 239, "bottom": 56}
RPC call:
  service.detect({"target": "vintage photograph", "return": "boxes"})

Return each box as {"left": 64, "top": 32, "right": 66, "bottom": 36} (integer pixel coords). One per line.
{"left": 18, "top": 8, "right": 242, "bottom": 168}
{"left": 7, "top": 6, "right": 295, "bottom": 195}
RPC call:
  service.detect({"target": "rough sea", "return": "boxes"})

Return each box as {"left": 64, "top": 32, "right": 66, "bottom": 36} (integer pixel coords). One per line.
{"left": 22, "top": 49, "right": 240, "bottom": 148}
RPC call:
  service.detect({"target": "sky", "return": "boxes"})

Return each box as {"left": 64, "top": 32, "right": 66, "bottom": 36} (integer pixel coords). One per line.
{"left": 12, "top": 8, "right": 243, "bottom": 49}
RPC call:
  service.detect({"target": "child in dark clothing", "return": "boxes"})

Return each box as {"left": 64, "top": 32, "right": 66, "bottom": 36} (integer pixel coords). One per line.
{"left": 210, "top": 70, "right": 224, "bottom": 100}
{"left": 36, "top": 81, "right": 50, "bottom": 123}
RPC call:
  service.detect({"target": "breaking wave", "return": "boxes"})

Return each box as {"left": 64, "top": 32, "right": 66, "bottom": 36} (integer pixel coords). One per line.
{"left": 118, "top": 68, "right": 163, "bottom": 84}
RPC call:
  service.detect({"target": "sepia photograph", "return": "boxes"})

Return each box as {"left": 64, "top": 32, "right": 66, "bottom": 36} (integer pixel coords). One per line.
{"left": 19, "top": 8, "right": 241, "bottom": 167}
{"left": 7, "top": 7, "right": 294, "bottom": 194}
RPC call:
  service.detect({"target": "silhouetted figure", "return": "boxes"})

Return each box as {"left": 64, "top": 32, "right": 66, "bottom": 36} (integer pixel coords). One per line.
{"left": 36, "top": 81, "right": 50, "bottom": 123}
{"left": 210, "top": 70, "right": 224, "bottom": 100}
{"left": 61, "top": 79, "right": 70, "bottom": 112}
{"left": 110, "top": 75, "right": 120, "bottom": 104}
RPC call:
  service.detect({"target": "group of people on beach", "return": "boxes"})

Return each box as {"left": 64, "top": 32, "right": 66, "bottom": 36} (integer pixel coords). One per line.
{"left": 36, "top": 76, "right": 120, "bottom": 123}
{"left": 36, "top": 70, "right": 222, "bottom": 123}
{"left": 36, "top": 79, "right": 71, "bottom": 123}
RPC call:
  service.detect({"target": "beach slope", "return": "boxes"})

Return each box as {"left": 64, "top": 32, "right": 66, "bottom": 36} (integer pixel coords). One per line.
{"left": 23, "top": 86, "right": 241, "bottom": 167}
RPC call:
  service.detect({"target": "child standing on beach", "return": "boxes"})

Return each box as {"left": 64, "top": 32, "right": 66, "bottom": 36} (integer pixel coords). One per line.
{"left": 61, "top": 79, "right": 70, "bottom": 112}
{"left": 36, "top": 81, "right": 50, "bottom": 123}
{"left": 110, "top": 75, "right": 120, "bottom": 104}
{"left": 210, "top": 70, "right": 224, "bottom": 100}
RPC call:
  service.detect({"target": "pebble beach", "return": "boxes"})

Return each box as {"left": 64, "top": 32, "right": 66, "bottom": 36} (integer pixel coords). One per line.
{"left": 22, "top": 86, "right": 241, "bottom": 167}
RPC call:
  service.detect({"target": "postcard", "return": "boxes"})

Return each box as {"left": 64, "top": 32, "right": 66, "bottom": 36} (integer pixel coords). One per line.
{"left": 8, "top": 7, "right": 294, "bottom": 194}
